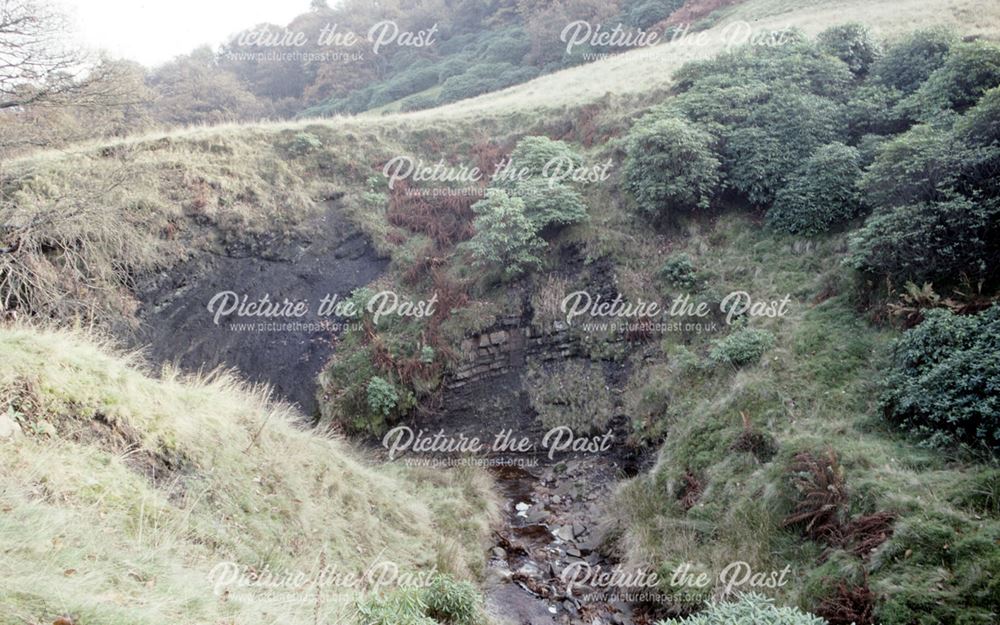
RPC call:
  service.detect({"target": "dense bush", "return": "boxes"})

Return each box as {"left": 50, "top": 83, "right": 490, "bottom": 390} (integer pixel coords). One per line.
{"left": 873, "top": 28, "right": 956, "bottom": 94}
{"left": 674, "top": 37, "right": 855, "bottom": 99}
{"left": 437, "top": 63, "right": 540, "bottom": 105}
{"left": 366, "top": 376, "right": 400, "bottom": 418}
{"left": 658, "top": 593, "right": 827, "bottom": 625}
{"left": 400, "top": 93, "right": 440, "bottom": 112}
{"left": 623, "top": 116, "right": 722, "bottom": 217}
{"left": 898, "top": 40, "right": 1000, "bottom": 120}
{"left": 464, "top": 189, "right": 546, "bottom": 279}
{"left": 818, "top": 23, "right": 882, "bottom": 76}
{"left": 439, "top": 63, "right": 517, "bottom": 103}
{"left": 846, "top": 196, "right": 1000, "bottom": 288}
{"left": 955, "top": 86, "right": 1000, "bottom": 147}
{"left": 843, "top": 84, "right": 907, "bottom": 138}
{"left": 953, "top": 86, "right": 1000, "bottom": 194}
{"left": 663, "top": 79, "right": 772, "bottom": 137}
{"left": 367, "top": 64, "right": 440, "bottom": 108}
{"left": 659, "top": 254, "right": 697, "bottom": 290}
{"left": 510, "top": 178, "right": 588, "bottom": 231}
{"left": 491, "top": 136, "right": 589, "bottom": 231}
{"left": 479, "top": 26, "right": 532, "bottom": 64}
{"left": 859, "top": 124, "right": 960, "bottom": 208}
{"left": 709, "top": 327, "right": 776, "bottom": 367}
{"left": 505, "top": 135, "right": 583, "bottom": 177}
{"left": 880, "top": 306, "right": 1000, "bottom": 449}
{"left": 767, "top": 142, "right": 862, "bottom": 235}
{"left": 724, "top": 90, "right": 843, "bottom": 205}
{"left": 286, "top": 132, "right": 322, "bottom": 156}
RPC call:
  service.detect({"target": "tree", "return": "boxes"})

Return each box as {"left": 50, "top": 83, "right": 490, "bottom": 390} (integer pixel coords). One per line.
{"left": 0, "top": 1, "right": 151, "bottom": 157}
{"left": 0, "top": 0, "right": 87, "bottom": 110}
{"left": 0, "top": 58, "right": 151, "bottom": 159}
{"left": 623, "top": 116, "right": 721, "bottom": 217}
{"left": 148, "top": 47, "right": 267, "bottom": 126}
{"left": 464, "top": 189, "right": 546, "bottom": 280}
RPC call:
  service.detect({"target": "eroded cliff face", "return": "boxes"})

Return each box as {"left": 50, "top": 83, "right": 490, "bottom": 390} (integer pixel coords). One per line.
{"left": 133, "top": 201, "right": 387, "bottom": 416}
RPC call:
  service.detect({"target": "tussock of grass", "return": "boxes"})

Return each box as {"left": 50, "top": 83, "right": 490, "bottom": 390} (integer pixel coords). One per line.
{"left": 0, "top": 324, "right": 497, "bottom": 625}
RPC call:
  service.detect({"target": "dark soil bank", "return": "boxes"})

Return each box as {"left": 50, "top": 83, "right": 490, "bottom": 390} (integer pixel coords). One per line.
{"left": 134, "top": 202, "right": 387, "bottom": 415}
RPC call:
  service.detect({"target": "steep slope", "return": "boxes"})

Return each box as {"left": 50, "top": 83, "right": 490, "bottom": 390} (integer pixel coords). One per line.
{"left": 397, "top": 0, "right": 1000, "bottom": 118}
{"left": 0, "top": 325, "right": 496, "bottom": 625}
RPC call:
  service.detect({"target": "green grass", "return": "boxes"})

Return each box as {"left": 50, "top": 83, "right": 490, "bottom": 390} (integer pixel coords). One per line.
{"left": 608, "top": 214, "right": 999, "bottom": 623}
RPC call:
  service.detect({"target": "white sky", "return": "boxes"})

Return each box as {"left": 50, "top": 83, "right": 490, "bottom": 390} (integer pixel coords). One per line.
{"left": 57, "top": 0, "right": 311, "bottom": 67}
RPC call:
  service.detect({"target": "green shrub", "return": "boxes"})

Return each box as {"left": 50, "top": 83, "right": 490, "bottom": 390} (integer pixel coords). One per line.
{"left": 439, "top": 63, "right": 516, "bottom": 102}
{"left": 437, "top": 62, "right": 539, "bottom": 104}
{"left": 463, "top": 189, "right": 546, "bottom": 280}
{"left": 953, "top": 86, "right": 1000, "bottom": 196}
{"left": 846, "top": 196, "right": 1000, "bottom": 287}
{"left": 658, "top": 593, "right": 827, "bottom": 625}
{"left": 898, "top": 40, "right": 1000, "bottom": 120}
{"left": 709, "top": 327, "right": 775, "bottom": 368}
{"left": 817, "top": 23, "right": 882, "bottom": 76}
{"left": 479, "top": 26, "right": 531, "bottom": 64}
{"left": 843, "top": 84, "right": 907, "bottom": 138}
{"left": 879, "top": 305, "right": 1000, "bottom": 450}
{"left": 766, "top": 142, "right": 862, "bottom": 235}
{"left": 663, "top": 79, "right": 771, "bottom": 137}
{"left": 858, "top": 124, "right": 960, "bottom": 208}
{"left": 287, "top": 132, "right": 322, "bottom": 155}
{"left": 623, "top": 116, "right": 722, "bottom": 217}
{"left": 368, "top": 65, "right": 441, "bottom": 107}
{"left": 873, "top": 28, "right": 956, "bottom": 94}
{"left": 669, "top": 39, "right": 850, "bottom": 206}
{"left": 509, "top": 178, "right": 588, "bottom": 231}
{"left": 659, "top": 254, "right": 697, "bottom": 290}
{"left": 724, "top": 90, "right": 842, "bottom": 206}
{"left": 367, "top": 376, "right": 400, "bottom": 418}
{"left": 675, "top": 37, "right": 854, "bottom": 99}
{"left": 504, "top": 135, "right": 583, "bottom": 178}
{"left": 955, "top": 86, "right": 1000, "bottom": 147}
{"left": 423, "top": 575, "right": 481, "bottom": 625}
{"left": 400, "top": 93, "right": 440, "bottom": 112}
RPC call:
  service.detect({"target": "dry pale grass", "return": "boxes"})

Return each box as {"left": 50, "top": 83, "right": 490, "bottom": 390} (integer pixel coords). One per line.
{"left": 0, "top": 323, "right": 497, "bottom": 625}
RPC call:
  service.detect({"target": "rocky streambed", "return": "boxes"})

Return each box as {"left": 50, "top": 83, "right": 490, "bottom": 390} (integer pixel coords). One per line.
{"left": 484, "top": 455, "right": 660, "bottom": 625}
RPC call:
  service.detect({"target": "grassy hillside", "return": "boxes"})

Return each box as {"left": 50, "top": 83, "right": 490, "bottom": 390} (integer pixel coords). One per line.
{"left": 402, "top": 0, "right": 1000, "bottom": 118}
{"left": 0, "top": 325, "right": 496, "bottom": 625}
{"left": 2, "top": 0, "right": 1000, "bottom": 623}
{"left": 610, "top": 213, "right": 999, "bottom": 623}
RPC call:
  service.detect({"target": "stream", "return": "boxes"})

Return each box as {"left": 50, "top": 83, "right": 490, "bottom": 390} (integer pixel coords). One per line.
{"left": 483, "top": 455, "right": 658, "bottom": 625}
